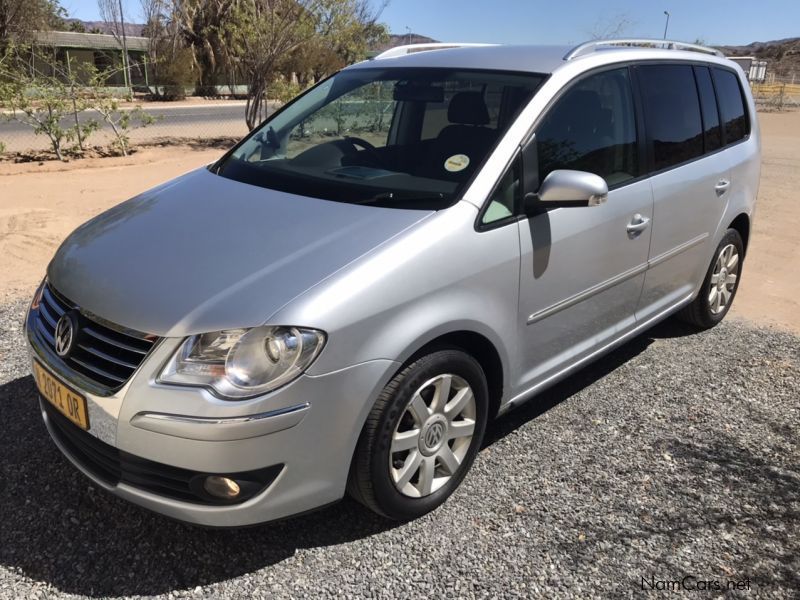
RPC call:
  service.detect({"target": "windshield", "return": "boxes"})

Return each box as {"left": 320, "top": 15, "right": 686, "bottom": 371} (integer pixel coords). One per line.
{"left": 215, "top": 67, "right": 545, "bottom": 209}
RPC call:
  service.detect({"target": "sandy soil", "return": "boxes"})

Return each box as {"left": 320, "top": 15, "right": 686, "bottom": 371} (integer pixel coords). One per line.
{"left": 0, "top": 145, "right": 225, "bottom": 300}
{"left": 1, "top": 113, "right": 799, "bottom": 331}
{"left": 728, "top": 111, "right": 800, "bottom": 332}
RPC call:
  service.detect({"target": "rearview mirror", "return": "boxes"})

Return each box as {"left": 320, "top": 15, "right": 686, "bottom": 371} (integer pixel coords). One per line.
{"left": 527, "top": 169, "right": 608, "bottom": 211}
{"left": 393, "top": 83, "right": 444, "bottom": 103}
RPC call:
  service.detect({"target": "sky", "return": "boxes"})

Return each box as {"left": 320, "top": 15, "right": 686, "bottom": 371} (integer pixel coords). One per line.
{"left": 61, "top": 0, "right": 800, "bottom": 47}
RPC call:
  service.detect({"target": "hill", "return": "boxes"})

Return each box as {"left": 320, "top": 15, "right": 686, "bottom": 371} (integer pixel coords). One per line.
{"left": 65, "top": 19, "right": 146, "bottom": 37}
{"left": 718, "top": 37, "right": 800, "bottom": 79}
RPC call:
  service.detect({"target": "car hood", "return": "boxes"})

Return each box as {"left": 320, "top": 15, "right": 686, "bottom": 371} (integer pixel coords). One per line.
{"left": 48, "top": 168, "right": 432, "bottom": 337}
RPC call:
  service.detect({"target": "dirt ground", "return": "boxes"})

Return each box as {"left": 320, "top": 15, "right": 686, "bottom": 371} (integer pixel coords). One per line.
{"left": 729, "top": 111, "right": 800, "bottom": 332}
{"left": 0, "top": 145, "right": 222, "bottom": 301}
{"left": 1, "top": 112, "right": 799, "bottom": 331}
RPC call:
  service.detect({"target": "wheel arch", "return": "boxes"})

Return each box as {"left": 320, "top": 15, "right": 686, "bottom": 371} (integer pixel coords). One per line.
{"left": 728, "top": 213, "right": 750, "bottom": 254}
{"left": 399, "top": 329, "right": 505, "bottom": 420}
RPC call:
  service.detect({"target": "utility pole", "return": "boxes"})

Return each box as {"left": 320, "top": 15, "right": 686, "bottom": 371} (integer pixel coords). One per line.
{"left": 663, "top": 11, "right": 670, "bottom": 40}
{"left": 118, "top": 0, "right": 132, "bottom": 98}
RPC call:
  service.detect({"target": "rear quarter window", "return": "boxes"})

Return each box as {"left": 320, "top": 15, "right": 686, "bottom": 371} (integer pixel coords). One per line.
{"left": 712, "top": 68, "right": 749, "bottom": 144}
{"left": 637, "top": 64, "right": 704, "bottom": 171}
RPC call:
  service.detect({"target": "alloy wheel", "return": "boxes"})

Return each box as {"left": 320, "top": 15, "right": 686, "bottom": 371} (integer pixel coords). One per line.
{"left": 708, "top": 243, "right": 740, "bottom": 315}
{"left": 389, "top": 374, "right": 476, "bottom": 498}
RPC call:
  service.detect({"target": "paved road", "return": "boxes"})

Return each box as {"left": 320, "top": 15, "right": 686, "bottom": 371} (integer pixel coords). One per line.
{"left": 0, "top": 294, "right": 798, "bottom": 598}
{"left": 0, "top": 103, "right": 250, "bottom": 152}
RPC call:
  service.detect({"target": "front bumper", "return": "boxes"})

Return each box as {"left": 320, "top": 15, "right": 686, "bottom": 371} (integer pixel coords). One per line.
{"left": 26, "top": 306, "right": 398, "bottom": 526}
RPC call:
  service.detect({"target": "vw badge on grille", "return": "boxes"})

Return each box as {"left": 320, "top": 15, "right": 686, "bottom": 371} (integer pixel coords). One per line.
{"left": 55, "top": 312, "right": 78, "bottom": 357}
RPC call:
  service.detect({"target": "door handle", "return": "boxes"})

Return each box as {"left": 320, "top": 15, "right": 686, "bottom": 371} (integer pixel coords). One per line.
{"left": 715, "top": 179, "right": 731, "bottom": 196}
{"left": 626, "top": 214, "right": 651, "bottom": 237}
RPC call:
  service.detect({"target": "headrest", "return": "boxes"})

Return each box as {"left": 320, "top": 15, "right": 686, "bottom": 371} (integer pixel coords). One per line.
{"left": 448, "top": 91, "right": 490, "bottom": 126}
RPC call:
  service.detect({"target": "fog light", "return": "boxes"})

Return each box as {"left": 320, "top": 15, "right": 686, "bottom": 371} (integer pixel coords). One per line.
{"left": 203, "top": 475, "right": 241, "bottom": 499}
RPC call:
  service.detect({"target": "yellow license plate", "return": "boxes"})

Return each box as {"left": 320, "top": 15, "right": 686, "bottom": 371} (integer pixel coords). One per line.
{"left": 33, "top": 359, "right": 90, "bottom": 430}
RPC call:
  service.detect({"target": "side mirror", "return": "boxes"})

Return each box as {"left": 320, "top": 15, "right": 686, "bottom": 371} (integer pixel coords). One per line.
{"left": 527, "top": 169, "right": 608, "bottom": 211}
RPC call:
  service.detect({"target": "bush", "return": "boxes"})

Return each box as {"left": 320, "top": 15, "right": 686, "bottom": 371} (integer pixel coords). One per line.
{"left": 1, "top": 76, "right": 79, "bottom": 160}
{"left": 269, "top": 78, "right": 303, "bottom": 104}
{"left": 88, "top": 70, "right": 158, "bottom": 155}
{"left": 0, "top": 44, "right": 97, "bottom": 160}
{"left": 152, "top": 45, "right": 197, "bottom": 100}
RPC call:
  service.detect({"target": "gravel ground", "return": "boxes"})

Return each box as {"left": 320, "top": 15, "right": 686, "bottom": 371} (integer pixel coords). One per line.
{"left": 0, "top": 298, "right": 797, "bottom": 599}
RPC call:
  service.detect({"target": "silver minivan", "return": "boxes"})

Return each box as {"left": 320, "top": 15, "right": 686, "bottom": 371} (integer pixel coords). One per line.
{"left": 25, "top": 39, "right": 760, "bottom": 526}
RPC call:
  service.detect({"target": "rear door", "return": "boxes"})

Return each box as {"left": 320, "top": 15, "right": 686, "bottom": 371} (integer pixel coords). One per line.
{"left": 634, "top": 63, "right": 732, "bottom": 321}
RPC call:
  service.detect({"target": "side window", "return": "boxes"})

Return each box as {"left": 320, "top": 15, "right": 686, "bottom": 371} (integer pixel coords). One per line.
{"left": 536, "top": 68, "right": 639, "bottom": 188}
{"left": 638, "top": 64, "right": 704, "bottom": 171}
{"left": 693, "top": 66, "right": 722, "bottom": 152}
{"left": 481, "top": 159, "right": 520, "bottom": 226}
{"left": 712, "top": 68, "right": 748, "bottom": 145}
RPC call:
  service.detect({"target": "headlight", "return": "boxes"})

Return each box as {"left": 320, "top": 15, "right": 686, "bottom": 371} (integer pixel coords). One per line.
{"left": 158, "top": 326, "right": 326, "bottom": 399}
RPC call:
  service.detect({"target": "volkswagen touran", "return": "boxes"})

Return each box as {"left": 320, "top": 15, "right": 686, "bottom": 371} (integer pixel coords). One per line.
{"left": 26, "top": 39, "right": 760, "bottom": 526}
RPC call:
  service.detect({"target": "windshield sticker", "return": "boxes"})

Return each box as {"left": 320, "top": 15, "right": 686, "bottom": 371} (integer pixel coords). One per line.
{"left": 444, "top": 154, "right": 470, "bottom": 172}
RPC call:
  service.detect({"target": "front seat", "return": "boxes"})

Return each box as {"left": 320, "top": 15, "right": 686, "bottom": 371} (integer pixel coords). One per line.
{"left": 423, "top": 91, "right": 497, "bottom": 180}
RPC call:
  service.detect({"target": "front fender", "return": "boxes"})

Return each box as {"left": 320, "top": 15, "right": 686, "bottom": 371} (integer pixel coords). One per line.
{"left": 272, "top": 201, "right": 521, "bottom": 401}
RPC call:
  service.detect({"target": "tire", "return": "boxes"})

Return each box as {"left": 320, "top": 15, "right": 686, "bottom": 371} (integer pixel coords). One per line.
{"left": 347, "top": 349, "right": 489, "bottom": 520}
{"left": 678, "top": 228, "right": 744, "bottom": 329}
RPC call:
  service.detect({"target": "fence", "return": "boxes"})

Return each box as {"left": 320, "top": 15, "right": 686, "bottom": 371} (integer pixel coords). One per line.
{"left": 750, "top": 78, "right": 800, "bottom": 111}
{"left": 2, "top": 78, "right": 799, "bottom": 157}
{"left": 0, "top": 99, "right": 251, "bottom": 155}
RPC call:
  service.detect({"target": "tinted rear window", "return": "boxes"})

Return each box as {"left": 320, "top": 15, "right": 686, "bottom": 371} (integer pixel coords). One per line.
{"left": 638, "top": 64, "right": 704, "bottom": 171}
{"left": 712, "top": 68, "right": 748, "bottom": 144}
{"left": 693, "top": 66, "right": 722, "bottom": 152}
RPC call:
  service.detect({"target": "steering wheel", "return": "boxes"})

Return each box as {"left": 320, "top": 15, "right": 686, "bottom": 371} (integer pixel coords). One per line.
{"left": 345, "top": 136, "right": 378, "bottom": 152}
{"left": 344, "top": 136, "right": 384, "bottom": 168}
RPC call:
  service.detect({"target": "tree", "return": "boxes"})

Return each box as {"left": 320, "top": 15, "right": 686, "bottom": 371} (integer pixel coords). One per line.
{"left": 586, "top": 13, "right": 632, "bottom": 40}
{"left": 0, "top": 0, "right": 67, "bottom": 41}
{"left": 97, "top": 0, "right": 133, "bottom": 93}
{"left": 282, "top": 4, "right": 387, "bottom": 87}
{"left": 140, "top": 0, "right": 198, "bottom": 98}
{"left": 171, "top": 0, "right": 237, "bottom": 95}
{"left": 228, "top": 0, "right": 387, "bottom": 130}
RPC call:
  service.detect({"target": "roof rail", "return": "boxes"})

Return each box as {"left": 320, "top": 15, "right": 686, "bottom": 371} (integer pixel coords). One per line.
{"left": 564, "top": 38, "right": 724, "bottom": 60}
{"left": 372, "top": 42, "right": 497, "bottom": 60}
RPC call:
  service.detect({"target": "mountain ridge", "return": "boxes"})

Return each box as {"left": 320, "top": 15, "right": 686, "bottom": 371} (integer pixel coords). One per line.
{"left": 717, "top": 37, "right": 800, "bottom": 77}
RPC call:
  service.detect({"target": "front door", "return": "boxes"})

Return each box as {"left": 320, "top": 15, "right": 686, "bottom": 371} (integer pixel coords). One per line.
{"left": 514, "top": 67, "right": 653, "bottom": 394}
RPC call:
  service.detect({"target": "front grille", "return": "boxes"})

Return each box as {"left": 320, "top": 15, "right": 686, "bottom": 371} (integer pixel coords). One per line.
{"left": 42, "top": 401, "right": 283, "bottom": 505}
{"left": 33, "top": 283, "right": 158, "bottom": 392}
